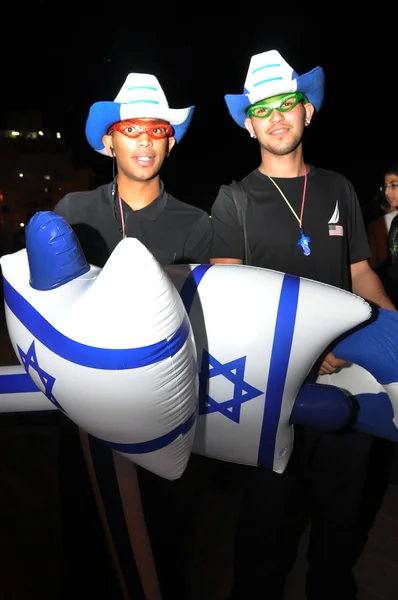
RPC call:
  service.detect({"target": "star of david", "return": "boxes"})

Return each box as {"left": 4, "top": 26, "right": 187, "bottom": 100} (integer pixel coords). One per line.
{"left": 199, "top": 350, "right": 263, "bottom": 423}
{"left": 18, "top": 341, "right": 65, "bottom": 412}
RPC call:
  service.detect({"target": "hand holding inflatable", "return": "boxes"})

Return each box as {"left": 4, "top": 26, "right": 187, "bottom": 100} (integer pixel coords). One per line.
{"left": 317, "top": 308, "right": 398, "bottom": 441}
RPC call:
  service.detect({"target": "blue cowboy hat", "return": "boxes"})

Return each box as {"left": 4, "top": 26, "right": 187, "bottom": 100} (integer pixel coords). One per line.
{"left": 225, "top": 49, "right": 325, "bottom": 128}
{"left": 86, "top": 73, "right": 195, "bottom": 155}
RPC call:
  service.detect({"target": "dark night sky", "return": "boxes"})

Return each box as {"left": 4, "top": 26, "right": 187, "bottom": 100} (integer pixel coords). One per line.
{"left": 1, "top": 8, "right": 395, "bottom": 211}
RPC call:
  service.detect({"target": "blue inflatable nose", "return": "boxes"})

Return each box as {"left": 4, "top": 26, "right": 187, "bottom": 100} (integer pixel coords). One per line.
{"left": 291, "top": 383, "right": 353, "bottom": 431}
{"left": 26, "top": 211, "right": 90, "bottom": 291}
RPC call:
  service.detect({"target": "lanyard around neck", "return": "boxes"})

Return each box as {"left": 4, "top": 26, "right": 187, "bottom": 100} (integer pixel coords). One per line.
{"left": 266, "top": 165, "right": 308, "bottom": 227}
{"left": 118, "top": 195, "right": 126, "bottom": 238}
{"left": 260, "top": 164, "right": 311, "bottom": 256}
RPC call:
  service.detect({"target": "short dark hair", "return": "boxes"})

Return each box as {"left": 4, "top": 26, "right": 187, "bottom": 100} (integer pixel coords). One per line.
{"left": 385, "top": 162, "right": 398, "bottom": 177}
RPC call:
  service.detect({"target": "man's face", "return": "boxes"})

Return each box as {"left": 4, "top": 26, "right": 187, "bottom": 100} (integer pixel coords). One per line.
{"left": 244, "top": 93, "right": 314, "bottom": 157}
{"left": 102, "top": 118, "right": 176, "bottom": 183}
{"left": 384, "top": 173, "right": 398, "bottom": 209}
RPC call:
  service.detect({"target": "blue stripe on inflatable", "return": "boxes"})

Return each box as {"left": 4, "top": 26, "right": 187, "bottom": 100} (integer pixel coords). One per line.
{"left": 3, "top": 277, "right": 190, "bottom": 370}
{"left": 103, "top": 409, "right": 196, "bottom": 454}
{"left": 0, "top": 373, "right": 40, "bottom": 393}
{"left": 179, "top": 264, "right": 214, "bottom": 315}
{"left": 257, "top": 274, "right": 300, "bottom": 469}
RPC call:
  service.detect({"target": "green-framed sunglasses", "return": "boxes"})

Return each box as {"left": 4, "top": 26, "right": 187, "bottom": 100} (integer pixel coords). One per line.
{"left": 246, "top": 92, "right": 308, "bottom": 119}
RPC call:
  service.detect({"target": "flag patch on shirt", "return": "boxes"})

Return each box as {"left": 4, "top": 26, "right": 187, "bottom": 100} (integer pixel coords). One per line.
{"left": 329, "top": 224, "right": 344, "bottom": 236}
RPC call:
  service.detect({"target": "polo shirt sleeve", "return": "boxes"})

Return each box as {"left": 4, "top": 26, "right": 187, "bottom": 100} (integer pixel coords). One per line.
{"left": 345, "top": 179, "right": 371, "bottom": 265}
{"left": 210, "top": 185, "right": 244, "bottom": 260}
{"left": 53, "top": 194, "right": 73, "bottom": 222}
{"left": 183, "top": 212, "right": 213, "bottom": 264}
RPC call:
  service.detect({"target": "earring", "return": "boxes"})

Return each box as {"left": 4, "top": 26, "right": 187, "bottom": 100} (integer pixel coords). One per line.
{"left": 250, "top": 133, "right": 257, "bottom": 139}
{"left": 305, "top": 119, "right": 311, "bottom": 125}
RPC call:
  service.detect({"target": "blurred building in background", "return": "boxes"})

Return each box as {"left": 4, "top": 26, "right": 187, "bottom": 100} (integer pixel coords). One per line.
{"left": 0, "top": 110, "right": 95, "bottom": 242}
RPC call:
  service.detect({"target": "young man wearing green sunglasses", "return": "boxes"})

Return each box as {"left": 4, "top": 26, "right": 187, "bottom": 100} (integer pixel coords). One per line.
{"left": 210, "top": 49, "right": 396, "bottom": 600}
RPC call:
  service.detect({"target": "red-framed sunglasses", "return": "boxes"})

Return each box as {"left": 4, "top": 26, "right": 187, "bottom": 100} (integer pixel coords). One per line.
{"left": 107, "top": 119, "right": 173, "bottom": 140}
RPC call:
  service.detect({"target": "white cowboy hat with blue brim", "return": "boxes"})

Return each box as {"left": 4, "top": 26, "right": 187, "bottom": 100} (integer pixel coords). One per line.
{"left": 225, "top": 49, "right": 325, "bottom": 128}
{"left": 86, "top": 73, "right": 195, "bottom": 155}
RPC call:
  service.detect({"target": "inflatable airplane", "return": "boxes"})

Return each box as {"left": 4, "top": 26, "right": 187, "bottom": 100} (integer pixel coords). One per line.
{"left": 1, "top": 211, "right": 397, "bottom": 480}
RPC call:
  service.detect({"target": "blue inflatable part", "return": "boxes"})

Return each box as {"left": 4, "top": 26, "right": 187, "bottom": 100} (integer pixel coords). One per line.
{"left": 291, "top": 383, "right": 353, "bottom": 430}
{"left": 26, "top": 211, "right": 90, "bottom": 291}
{"left": 334, "top": 308, "right": 398, "bottom": 385}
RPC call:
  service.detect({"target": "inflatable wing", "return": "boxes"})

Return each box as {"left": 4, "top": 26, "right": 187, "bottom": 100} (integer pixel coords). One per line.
{"left": 0, "top": 368, "right": 354, "bottom": 432}
{"left": 0, "top": 212, "right": 198, "bottom": 480}
{"left": 165, "top": 264, "right": 371, "bottom": 473}
{"left": 0, "top": 364, "right": 54, "bottom": 412}
{"left": 317, "top": 308, "right": 398, "bottom": 441}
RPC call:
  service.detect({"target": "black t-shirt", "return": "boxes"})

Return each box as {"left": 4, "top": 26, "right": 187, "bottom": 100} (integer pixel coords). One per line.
{"left": 210, "top": 165, "right": 370, "bottom": 291}
{"left": 54, "top": 181, "right": 212, "bottom": 268}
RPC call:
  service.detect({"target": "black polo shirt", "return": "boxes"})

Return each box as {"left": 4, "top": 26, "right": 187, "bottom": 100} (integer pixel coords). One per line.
{"left": 54, "top": 181, "right": 212, "bottom": 267}
{"left": 210, "top": 165, "right": 370, "bottom": 291}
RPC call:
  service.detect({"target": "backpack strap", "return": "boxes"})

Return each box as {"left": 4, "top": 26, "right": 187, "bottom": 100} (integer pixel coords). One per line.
{"left": 228, "top": 180, "right": 252, "bottom": 265}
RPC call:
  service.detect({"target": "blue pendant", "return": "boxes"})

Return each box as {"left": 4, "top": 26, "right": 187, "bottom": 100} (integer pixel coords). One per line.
{"left": 297, "top": 228, "right": 311, "bottom": 256}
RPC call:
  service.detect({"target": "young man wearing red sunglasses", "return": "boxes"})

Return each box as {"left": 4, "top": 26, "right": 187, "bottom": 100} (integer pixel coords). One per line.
{"left": 54, "top": 72, "right": 211, "bottom": 268}
{"left": 53, "top": 72, "right": 211, "bottom": 600}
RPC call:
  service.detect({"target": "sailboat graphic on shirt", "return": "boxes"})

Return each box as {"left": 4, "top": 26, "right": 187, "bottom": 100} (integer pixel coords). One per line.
{"left": 328, "top": 201, "right": 344, "bottom": 236}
